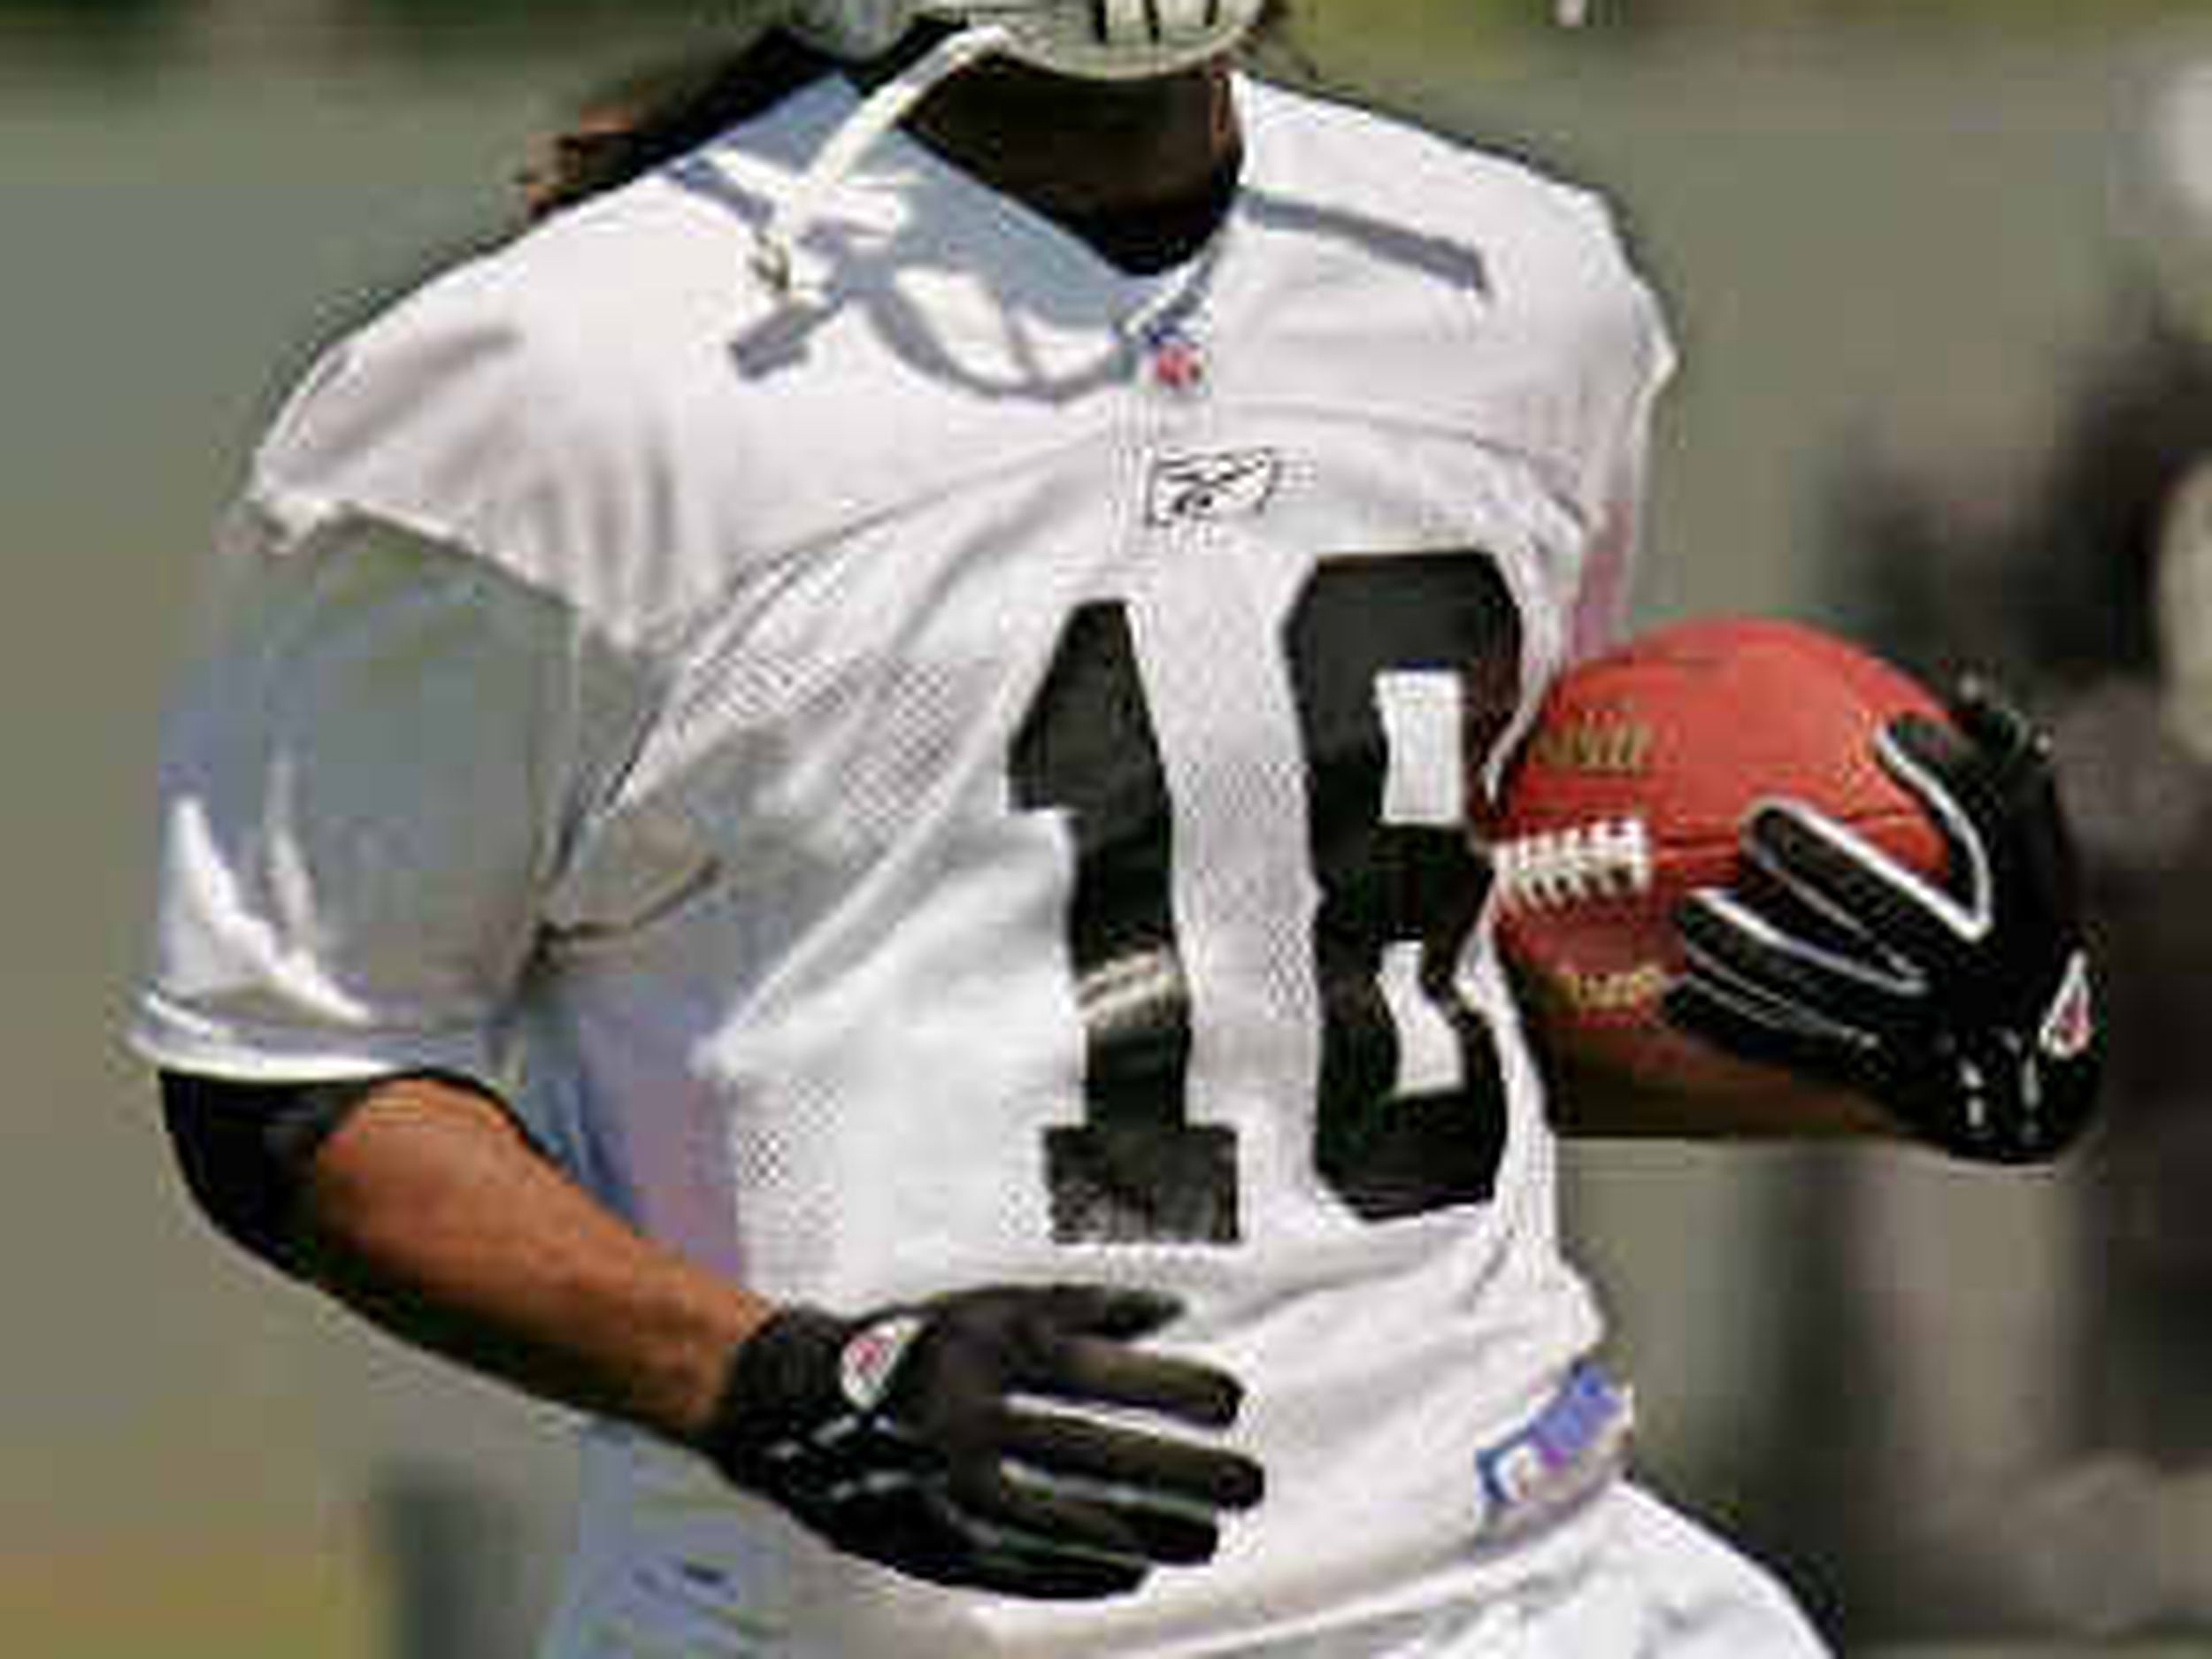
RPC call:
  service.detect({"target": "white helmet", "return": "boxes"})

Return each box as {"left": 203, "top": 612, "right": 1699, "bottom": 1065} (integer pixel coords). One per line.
{"left": 786, "top": 0, "right": 1270, "bottom": 81}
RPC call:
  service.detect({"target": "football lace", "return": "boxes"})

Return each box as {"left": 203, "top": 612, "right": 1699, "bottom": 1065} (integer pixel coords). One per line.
{"left": 1491, "top": 819, "right": 1653, "bottom": 910}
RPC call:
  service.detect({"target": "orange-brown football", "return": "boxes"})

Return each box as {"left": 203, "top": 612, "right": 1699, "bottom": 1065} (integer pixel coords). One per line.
{"left": 1486, "top": 616, "right": 1951, "bottom": 1101}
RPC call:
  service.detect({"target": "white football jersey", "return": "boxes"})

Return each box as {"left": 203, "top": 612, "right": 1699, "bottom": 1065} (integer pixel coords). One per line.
{"left": 135, "top": 72, "right": 1674, "bottom": 1656}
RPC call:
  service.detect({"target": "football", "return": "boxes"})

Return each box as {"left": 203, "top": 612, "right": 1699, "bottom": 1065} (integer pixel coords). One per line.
{"left": 1485, "top": 616, "right": 1951, "bottom": 1103}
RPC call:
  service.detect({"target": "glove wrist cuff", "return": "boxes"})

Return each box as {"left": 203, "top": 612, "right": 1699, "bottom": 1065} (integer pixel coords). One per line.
{"left": 702, "top": 1303, "right": 853, "bottom": 1484}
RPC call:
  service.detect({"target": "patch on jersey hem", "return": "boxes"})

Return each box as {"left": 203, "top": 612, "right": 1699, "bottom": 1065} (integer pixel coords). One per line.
{"left": 1471, "top": 1361, "right": 1633, "bottom": 1541}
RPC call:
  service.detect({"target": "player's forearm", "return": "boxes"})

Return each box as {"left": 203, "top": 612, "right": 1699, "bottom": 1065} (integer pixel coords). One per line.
{"left": 1541, "top": 1049, "right": 1904, "bottom": 1141}
{"left": 291, "top": 1073, "right": 771, "bottom": 1450}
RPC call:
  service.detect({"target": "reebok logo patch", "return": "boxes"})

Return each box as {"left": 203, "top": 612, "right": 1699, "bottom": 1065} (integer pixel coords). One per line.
{"left": 1146, "top": 449, "right": 1282, "bottom": 526}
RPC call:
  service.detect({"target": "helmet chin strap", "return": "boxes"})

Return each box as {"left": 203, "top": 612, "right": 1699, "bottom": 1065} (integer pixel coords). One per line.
{"left": 752, "top": 19, "right": 1015, "bottom": 293}
{"left": 754, "top": 0, "right": 1253, "bottom": 295}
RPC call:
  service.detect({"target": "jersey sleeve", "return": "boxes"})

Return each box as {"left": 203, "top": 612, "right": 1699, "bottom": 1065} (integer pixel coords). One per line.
{"left": 132, "top": 250, "right": 678, "bottom": 1096}
{"left": 131, "top": 506, "right": 643, "bottom": 1092}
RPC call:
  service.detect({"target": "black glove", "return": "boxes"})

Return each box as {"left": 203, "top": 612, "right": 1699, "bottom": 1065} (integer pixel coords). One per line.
{"left": 703, "top": 1284, "right": 1263, "bottom": 1599}
{"left": 1664, "top": 679, "right": 2102, "bottom": 1163}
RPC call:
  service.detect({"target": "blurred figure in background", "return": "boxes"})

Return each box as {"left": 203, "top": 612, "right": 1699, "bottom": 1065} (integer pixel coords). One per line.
{"left": 1807, "top": 58, "right": 2212, "bottom": 1642}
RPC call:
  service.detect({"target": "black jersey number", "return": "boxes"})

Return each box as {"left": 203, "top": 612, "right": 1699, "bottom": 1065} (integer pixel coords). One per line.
{"left": 1012, "top": 555, "right": 1522, "bottom": 1242}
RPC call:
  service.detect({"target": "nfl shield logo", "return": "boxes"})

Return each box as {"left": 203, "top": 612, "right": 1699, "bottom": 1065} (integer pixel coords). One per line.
{"left": 1145, "top": 325, "right": 1207, "bottom": 395}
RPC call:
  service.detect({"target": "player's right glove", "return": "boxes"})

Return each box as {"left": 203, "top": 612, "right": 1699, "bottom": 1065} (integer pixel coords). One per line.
{"left": 1663, "top": 679, "right": 2102, "bottom": 1163}
{"left": 702, "top": 1284, "right": 1263, "bottom": 1599}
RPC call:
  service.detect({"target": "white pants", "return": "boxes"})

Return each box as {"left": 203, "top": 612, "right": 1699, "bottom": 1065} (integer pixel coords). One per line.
{"left": 1256, "top": 1482, "right": 1832, "bottom": 1659}
{"left": 537, "top": 1474, "right": 1830, "bottom": 1658}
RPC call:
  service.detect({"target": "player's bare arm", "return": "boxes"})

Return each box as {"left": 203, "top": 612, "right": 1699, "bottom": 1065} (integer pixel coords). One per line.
{"left": 161, "top": 1067, "right": 1260, "bottom": 1598}
{"left": 186, "top": 1069, "right": 768, "bottom": 1441}
{"left": 1533, "top": 1037, "right": 1904, "bottom": 1141}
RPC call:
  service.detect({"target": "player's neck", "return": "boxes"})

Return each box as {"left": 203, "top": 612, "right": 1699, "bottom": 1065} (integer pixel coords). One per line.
{"left": 902, "top": 58, "right": 1239, "bottom": 230}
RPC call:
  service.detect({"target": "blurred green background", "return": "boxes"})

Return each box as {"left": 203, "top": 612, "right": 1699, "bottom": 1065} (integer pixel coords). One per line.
{"left": 6, "top": 2, "right": 2208, "bottom": 1655}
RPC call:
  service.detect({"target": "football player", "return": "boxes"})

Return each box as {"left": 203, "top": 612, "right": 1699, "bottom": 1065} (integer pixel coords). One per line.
{"left": 134, "top": 0, "right": 2097, "bottom": 1653}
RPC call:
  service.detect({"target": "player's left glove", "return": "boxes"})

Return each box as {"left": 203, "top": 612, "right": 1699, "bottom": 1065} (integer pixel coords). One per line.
{"left": 1663, "top": 679, "right": 2102, "bottom": 1163}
